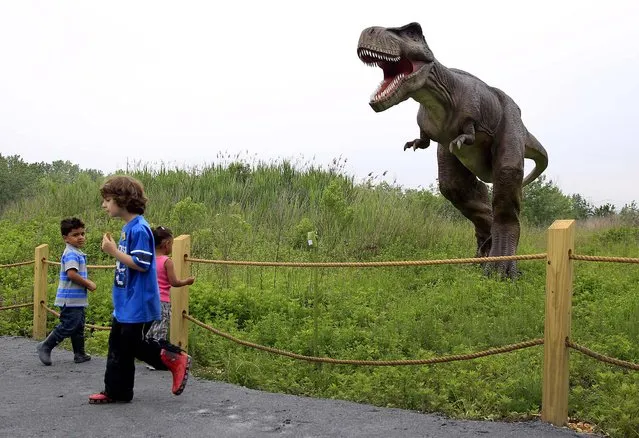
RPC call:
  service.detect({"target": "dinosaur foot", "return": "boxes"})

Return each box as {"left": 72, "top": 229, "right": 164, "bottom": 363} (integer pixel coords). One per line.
{"left": 482, "top": 260, "right": 521, "bottom": 280}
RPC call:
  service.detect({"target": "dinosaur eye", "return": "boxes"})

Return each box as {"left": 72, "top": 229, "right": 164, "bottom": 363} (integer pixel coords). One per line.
{"left": 404, "top": 29, "right": 418, "bottom": 40}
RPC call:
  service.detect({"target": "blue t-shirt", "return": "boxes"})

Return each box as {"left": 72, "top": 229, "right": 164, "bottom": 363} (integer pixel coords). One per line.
{"left": 111, "top": 215, "right": 161, "bottom": 323}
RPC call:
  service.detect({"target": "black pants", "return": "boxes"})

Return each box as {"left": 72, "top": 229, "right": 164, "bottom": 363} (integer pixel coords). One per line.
{"left": 49, "top": 306, "right": 85, "bottom": 345}
{"left": 103, "top": 317, "right": 173, "bottom": 401}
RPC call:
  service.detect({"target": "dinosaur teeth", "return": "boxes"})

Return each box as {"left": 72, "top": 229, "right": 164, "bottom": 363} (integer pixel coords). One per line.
{"left": 359, "top": 48, "right": 400, "bottom": 63}
{"left": 371, "top": 73, "right": 406, "bottom": 102}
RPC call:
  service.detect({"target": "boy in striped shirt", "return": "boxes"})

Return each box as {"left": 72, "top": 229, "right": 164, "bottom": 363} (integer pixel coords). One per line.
{"left": 37, "top": 217, "right": 96, "bottom": 366}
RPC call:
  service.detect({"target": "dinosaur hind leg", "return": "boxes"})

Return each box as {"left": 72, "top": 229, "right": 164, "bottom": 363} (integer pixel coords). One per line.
{"left": 487, "top": 166, "right": 523, "bottom": 278}
{"left": 486, "top": 112, "right": 526, "bottom": 279}
{"left": 436, "top": 143, "right": 493, "bottom": 258}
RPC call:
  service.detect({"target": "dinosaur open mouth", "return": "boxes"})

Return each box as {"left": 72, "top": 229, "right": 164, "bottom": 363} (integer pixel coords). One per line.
{"left": 357, "top": 48, "right": 423, "bottom": 102}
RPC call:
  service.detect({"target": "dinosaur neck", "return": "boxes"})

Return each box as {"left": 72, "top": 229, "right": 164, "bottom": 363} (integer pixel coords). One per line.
{"left": 427, "top": 61, "right": 458, "bottom": 106}
{"left": 410, "top": 60, "right": 457, "bottom": 122}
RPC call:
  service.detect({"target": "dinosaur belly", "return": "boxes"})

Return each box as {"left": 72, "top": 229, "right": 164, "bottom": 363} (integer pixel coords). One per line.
{"left": 452, "top": 138, "right": 493, "bottom": 183}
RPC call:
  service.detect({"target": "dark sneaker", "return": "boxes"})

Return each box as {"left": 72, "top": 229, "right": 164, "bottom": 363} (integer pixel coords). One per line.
{"left": 74, "top": 353, "right": 91, "bottom": 363}
{"left": 37, "top": 342, "right": 52, "bottom": 366}
{"left": 88, "top": 392, "right": 115, "bottom": 404}
{"left": 160, "top": 349, "right": 191, "bottom": 395}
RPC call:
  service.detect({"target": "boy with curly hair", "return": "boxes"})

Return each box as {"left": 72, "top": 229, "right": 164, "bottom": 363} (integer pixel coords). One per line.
{"left": 89, "top": 175, "right": 191, "bottom": 404}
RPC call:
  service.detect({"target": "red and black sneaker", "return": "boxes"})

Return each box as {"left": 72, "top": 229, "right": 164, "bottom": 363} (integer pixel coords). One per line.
{"left": 160, "top": 349, "right": 191, "bottom": 395}
{"left": 88, "top": 392, "right": 115, "bottom": 404}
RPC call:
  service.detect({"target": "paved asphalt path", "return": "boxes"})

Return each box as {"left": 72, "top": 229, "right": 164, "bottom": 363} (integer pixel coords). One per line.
{"left": 0, "top": 336, "right": 594, "bottom": 438}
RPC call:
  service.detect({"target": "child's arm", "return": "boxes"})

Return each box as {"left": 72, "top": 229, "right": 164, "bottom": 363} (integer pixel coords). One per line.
{"left": 164, "top": 258, "right": 195, "bottom": 287}
{"left": 67, "top": 268, "right": 97, "bottom": 291}
{"left": 101, "top": 233, "right": 146, "bottom": 272}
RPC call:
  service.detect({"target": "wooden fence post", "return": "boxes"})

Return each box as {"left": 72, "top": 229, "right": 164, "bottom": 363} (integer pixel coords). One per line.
{"left": 32, "top": 244, "right": 49, "bottom": 340}
{"left": 542, "top": 219, "right": 575, "bottom": 426}
{"left": 170, "top": 235, "right": 191, "bottom": 352}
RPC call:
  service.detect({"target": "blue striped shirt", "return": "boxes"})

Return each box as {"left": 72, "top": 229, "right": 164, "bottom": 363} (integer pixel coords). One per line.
{"left": 54, "top": 244, "right": 89, "bottom": 307}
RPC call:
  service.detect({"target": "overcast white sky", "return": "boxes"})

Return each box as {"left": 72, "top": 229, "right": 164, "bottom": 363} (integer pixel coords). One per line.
{"left": 0, "top": 1, "right": 638, "bottom": 207}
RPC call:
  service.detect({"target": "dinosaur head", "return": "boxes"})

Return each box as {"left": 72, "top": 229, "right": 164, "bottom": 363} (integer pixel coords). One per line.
{"left": 357, "top": 22, "right": 435, "bottom": 112}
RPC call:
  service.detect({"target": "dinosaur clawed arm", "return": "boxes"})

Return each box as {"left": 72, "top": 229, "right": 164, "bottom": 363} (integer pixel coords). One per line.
{"left": 404, "top": 129, "right": 431, "bottom": 151}
{"left": 404, "top": 138, "right": 431, "bottom": 151}
{"left": 448, "top": 134, "right": 474, "bottom": 153}
{"left": 449, "top": 121, "right": 476, "bottom": 153}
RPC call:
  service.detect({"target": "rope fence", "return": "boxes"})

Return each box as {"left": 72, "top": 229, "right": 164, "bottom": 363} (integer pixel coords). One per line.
{"left": 185, "top": 253, "right": 547, "bottom": 267}
{"left": 7, "top": 252, "right": 639, "bottom": 270}
{"left": 567, "top": 339, "right": 639, "bottom": 371}
{"left": 14, "top": 253, "right": 639, "bottom": 269}
{"left": 0, "top": 302, "right": 33, "bottom": 311}
{"left": 41, "top": 302, "right": 111, "bottom": 331}
{"left": 0, "top": 260, "right": 35, "bottom": 268}
{"left": 570, "top": 254, "right": 639, "bottom": 264}
{"left": 183, "top": 312, "right": 544, "bottom": 366}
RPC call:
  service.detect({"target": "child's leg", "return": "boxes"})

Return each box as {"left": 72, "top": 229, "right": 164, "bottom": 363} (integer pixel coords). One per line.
{"left": 37, "top": 305, "right": 80, "bottom": 365}
{"left": 165, "top": 302, "right": 171, "bottom": 339}
{"left": 136, "top": 321, "right": 169, "bottom": 370}
{"left": 145, "top": 302, "right": 170, "bottom": 341}
{"left": 103, "top": 318, "right": 139, "bottom": 402}
{"left": 71, "top": 308, "right": 90, "bottom": 363}
{"left": 135, "top": 323, "right": 191, "bottom": 395}
{"left": 145, "top": 320, "right": 162, "bottom": 341}
{"left": 144, "top": 309, "right": 166, "bottom": 370}
{"left": 157, "top": 302, "right": 170, "bottom": 341}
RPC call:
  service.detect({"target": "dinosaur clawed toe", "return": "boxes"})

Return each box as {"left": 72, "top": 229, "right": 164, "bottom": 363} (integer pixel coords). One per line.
{"left": 481, "top": 257, "right": 521, "bottom": 280}
{"left": 404, "top": 138, "right": 430, "bottom": 151}
{"left": 449, "top": 134, "right": 473, "bottom": 154}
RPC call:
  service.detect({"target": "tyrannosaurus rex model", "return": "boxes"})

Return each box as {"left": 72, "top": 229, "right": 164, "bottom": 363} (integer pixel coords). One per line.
{"left": 357, "top": 22, "right": 548, "bottom": 278}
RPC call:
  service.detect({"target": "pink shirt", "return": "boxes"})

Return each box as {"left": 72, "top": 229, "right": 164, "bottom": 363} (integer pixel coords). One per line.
{"left": 156, "top": 255, "right": 171, "bottom": 303}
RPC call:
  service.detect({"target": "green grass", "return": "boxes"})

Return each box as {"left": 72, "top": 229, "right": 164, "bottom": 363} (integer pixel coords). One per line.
{"left": 0, "top": 158, "right": 637, "bottom": 437}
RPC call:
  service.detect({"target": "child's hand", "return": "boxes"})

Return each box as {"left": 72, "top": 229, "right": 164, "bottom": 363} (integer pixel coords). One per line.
{"left": 185, "top": 276, "right": 195, "bottom": 285}
{"left": 101, "top": 233, "right": 117, "bottom": 256}
{"left": 86, "top": 280, "right": 97, "bottom": 291}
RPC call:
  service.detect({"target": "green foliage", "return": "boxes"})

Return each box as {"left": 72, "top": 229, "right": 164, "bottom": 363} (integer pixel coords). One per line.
{"left": 569, "top": 193, "right": 594, "bottom": 220}
{"left": 210, "top": 204, "right": 252, "bottom": 260}
{"left": 318, "top": 179, "right": 354, "bottom": 251}
{"left": 594, "top": 202, "right": 617, "bottom": 218}
{"left": 0, "top": 154, "right": 45, "bottom": 213}
{"left": 1, "top": 155, "right": 638, "bottom": 438}
{"left": 168, "top": 196, "right": 208, "bottom": 235}
{"left": 619, "top": 201, "right": 639, "bottom": 226}
{"left": 227, "top": 161, "right": 251, "bottom": 183}
{"left": 522, "top": 175, "right": 573, "bottom": 226}
{"left": 595, "top": 227, "right": 639, "bottom": 246}
{"left": 292, "top": 217, "right": 315, "bottom": 249}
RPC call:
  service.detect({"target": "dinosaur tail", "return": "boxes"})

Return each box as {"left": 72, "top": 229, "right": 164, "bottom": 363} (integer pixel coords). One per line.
{"left": 523, "top": 132, "right": 548, "bottom": 186}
